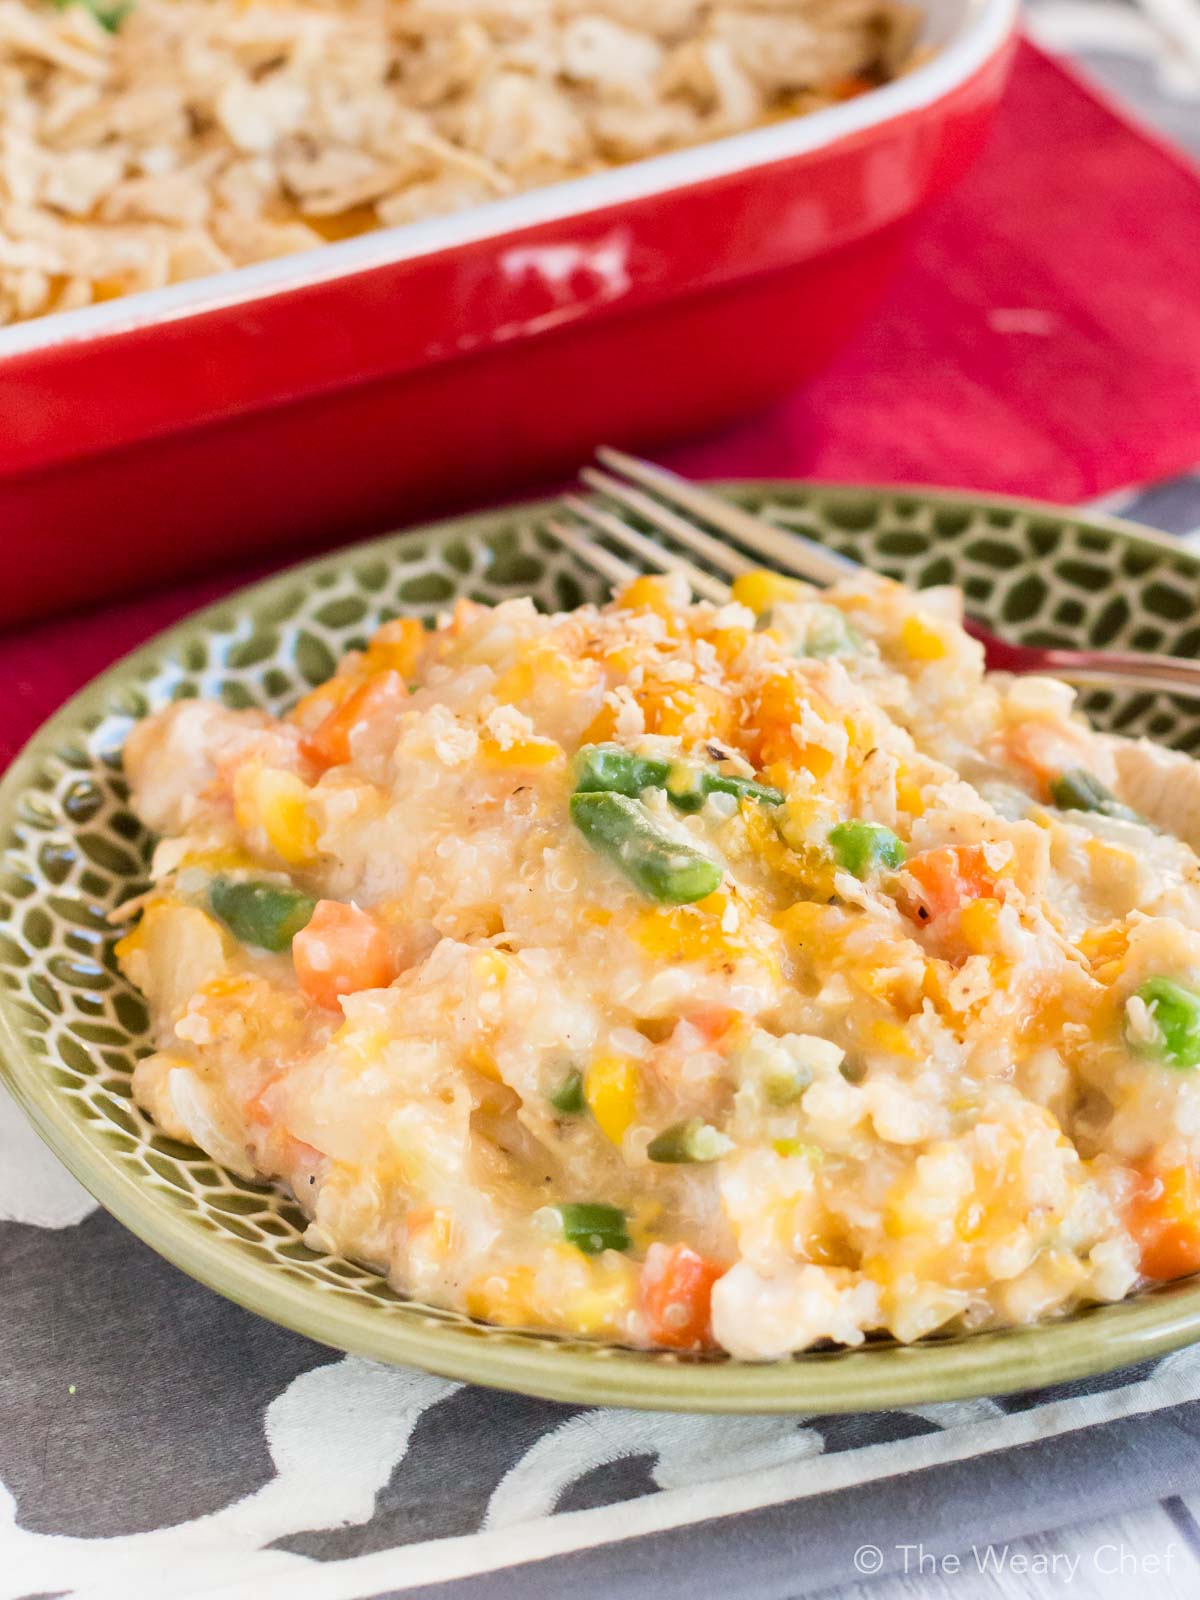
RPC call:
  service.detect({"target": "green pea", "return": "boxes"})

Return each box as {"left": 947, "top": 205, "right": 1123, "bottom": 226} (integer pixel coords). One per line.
{"left": 209, "top": 878, "right": 317, "bottom": 953}
{"left": 554, "top": 1202, "right": 630, "bottom": 1255}
{"left": 763, "top": 1062, "right": 814, "bottom": 1106}
{"left": 1126, "top": 977, "right": 1200, "bottom": 1069}
{"left": 570, "top": 791, "right": 722, "bottom": 904}
{"left": 828, "top": 820, "right": 906, "bottom": 879}
{"left": 646, "top": 1117, "right": 732, "bottom": 1163}
{"left": 548, "top": 1068, "right": 586, "bottom": 1115}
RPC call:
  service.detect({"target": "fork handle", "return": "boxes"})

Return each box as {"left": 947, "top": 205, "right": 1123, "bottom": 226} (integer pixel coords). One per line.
{"left": 977, "top": 629, "right": 1200, "bottom": 699}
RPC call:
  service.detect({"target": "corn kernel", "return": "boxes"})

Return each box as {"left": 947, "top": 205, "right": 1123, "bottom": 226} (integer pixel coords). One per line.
{"left": 491, "top": 661, "right": 535, "bottom": 704}
{"left": 93, "top": 274, "right": 132, "bottom": 302}
{"left": 868, "top": 1019, "right": 917, "bottom": 1058}
{"left": 465, "top": 1043, "right": 502, "bottom": 1083}
{"left": 565, "top": 1258, "right": 637, "bottom": 1336}
{"left": 701, "top": 623, "right": 753, "bottom": 667}
{"left": 730, "top": 569, "right": 805, "bottom": 614}
{"left": 1083, "top": 837, "right": 1140, "bottom": 903}
{"left": 616, "top": 574, "right": 680, "bottom": 620}
{"left": 472, "top": 951, "right": 509, "bottom": 987}
{"left": 893, "top": 765, "right": 927, "bottom": 817}
{"left": 478, "top": 735, "right": 563, "bottom": 769}
{"left": 1076, "top": 920, "right": 1130, "bottom": 985}
{"left": 234, "top": 763, "right": 320, "bottom": 865}
{"left": 744, "top": 807, "right": 836, "bottom": 898}
{"left": 959, "top": 897, "right": 1004, "bottom": 954}
{"left": 773, "top": 899, "right": 840, "bottom": 947}
{"left": 632, "top": 901, "right": 730, "bottom": 964}
{"left": 406, "top": 1205, "right": 455, "bottom": 1260}
{"left": 466, "top": 1266, "right": 536, "bottom": 1327}
{"left": 579, "top": 704, "right": 618, "bottom": 744}
{"left": 900, "top": 614, "right": 949, "bottom": 662}
{"left": 585, "top": 1054, "right": 638, "bottom": 1145}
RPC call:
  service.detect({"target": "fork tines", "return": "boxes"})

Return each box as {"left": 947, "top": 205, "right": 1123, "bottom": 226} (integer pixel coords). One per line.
{"left": 555, "top": 446, "right": 860, "bottom": 599}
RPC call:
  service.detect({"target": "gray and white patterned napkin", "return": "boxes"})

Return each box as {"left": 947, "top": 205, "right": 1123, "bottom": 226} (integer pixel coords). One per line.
{"left": 6, "top": 1071, "right": 1200, "bottom": 1600}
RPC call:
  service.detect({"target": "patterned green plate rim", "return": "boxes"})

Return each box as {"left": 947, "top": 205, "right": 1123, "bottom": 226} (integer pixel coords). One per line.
{"left": 6, "top": 482, "right": 1200, "bottom": 1414}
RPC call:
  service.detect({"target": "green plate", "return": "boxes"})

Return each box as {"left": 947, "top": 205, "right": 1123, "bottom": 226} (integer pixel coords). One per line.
{"left": 5, "top": 484, "right": 1200, "bottom": 1413}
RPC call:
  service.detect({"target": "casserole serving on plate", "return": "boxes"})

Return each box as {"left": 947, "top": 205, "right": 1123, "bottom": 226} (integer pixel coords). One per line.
{"left": 108, "top": 551, "right": 1200, "bottom": 1361}
{"left": 6, "top": 482, "right": 1200, "bottom": 1411}
{"left": 0, "top": 0, "right": 1017, "bottom": 624}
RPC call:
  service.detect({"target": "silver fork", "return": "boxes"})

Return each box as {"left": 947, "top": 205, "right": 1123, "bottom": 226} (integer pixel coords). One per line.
{"left": 547, "top": 448, "right": 1200, "bottom": 699}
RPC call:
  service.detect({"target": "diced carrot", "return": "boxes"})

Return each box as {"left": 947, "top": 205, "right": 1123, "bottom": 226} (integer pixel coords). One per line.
{"left": 639, "top": 1242, "right": 723, "bottom": 1351}
{"left": 301, "top": 670, "right": 407, "bottom": 770}
{"left": 288, "top": 674, "right": 360, "bottom": 738}
{"left": 1003, "top": 722, "right": 1094, "bottom": 792}
{"left": 579, "top": 702, "right": 618, "bottom": 744}
{"left": 903, "top": 845, "right": 999, "bottom": 924}
{"left": 748, "top": 674, "right": 835, "bottom": 772}
{"left": 639, "top": 679, "right": 734, "bottom": 743}
{"left": 1127, "top": 1164, "right": 1200, "bottom": 1281}
{"left": 447, "top": 597, "right": 488, "bottom": 636}
{"left": 244, "top": 1070, "right": 284, "bottom": 1127}
{"left": 292, "top": 900, "right": 396, "bottom": 1010}
{"left": 686, "top": 1006, "right": 743, "bottom": 1050}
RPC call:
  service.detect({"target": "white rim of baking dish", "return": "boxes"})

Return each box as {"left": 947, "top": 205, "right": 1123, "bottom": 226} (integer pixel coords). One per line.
{"left": 0, "top": 0, "right": 1018, "bottom": 359}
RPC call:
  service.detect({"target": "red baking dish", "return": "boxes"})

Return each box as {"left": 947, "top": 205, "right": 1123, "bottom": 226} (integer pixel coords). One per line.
{"left": 0, "top": 0, "right": 1016, "bottom": 626}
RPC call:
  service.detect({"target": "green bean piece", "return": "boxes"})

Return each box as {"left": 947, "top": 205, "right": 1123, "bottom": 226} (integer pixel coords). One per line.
{"left": 574, "top": 743, "right": 671, "bottom": 798}
{"left": 646, "top": 1117, "right": 732, "bottom": 1163}
{"left": 209, "top": 878, "right": 317, "bottom": 953}
{"left": 574, "top": 743, "right": 783, "bottom": 813}
{"left": 828, "top": 820, "right": 906, "bottom": 879}
{"left": 703, "top": 773, "right": 785, "bottom": 808}
{"left": 661, "top": 772, "right": 706, "bottom": 813}
{"left": 1126, "top": 977, "right": 1200, "bottom": 1069}
{"left": 570, "top": 791, "right": 722, "bottom": 904}
{"left": 1049, "top": 768, "right": 1141, "bottom": 824}
{"left": 548, "top": 1067, "right": 586, "bottom": 1115}
{"left": 555, "top": 1202, "right": 631, "bottom": 1255}
{"left": 55, "top": 0, "right": 130, "bottom": 30}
